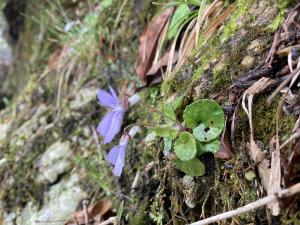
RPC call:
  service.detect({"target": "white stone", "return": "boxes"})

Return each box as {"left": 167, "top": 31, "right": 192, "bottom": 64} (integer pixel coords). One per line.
{"left": 36, "top": 142, "right": 71, "bottom": 183}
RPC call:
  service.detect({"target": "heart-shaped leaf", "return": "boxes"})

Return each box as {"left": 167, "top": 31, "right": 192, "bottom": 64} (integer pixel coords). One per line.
{"left": 152, "top": 125, "right": 179, "bottom": 139}
{"left": 193, "top": 124, "right": 222, "bottom": 142}
{"left": 183, "top": 99, "right": 224, "bottom": 142}
{"left": 197, "top": 140, "right": 220, "bottom": 155}
{"left": 174, "top": 132, "right": 197, "bottom": 161}
{"left": 163, "top": 137, "right": 173, "bottom": 157}
{"left": 175, "top": 158, "right": 205, "bottom": 176}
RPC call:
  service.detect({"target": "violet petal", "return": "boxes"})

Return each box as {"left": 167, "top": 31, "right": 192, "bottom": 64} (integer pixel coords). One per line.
{"left": 113, "top": 145, "right": 126, "bottom": 177}
{"left": 97, "top": 89, "right": 118, "bottom": 108}
{"left": 109, "top": 86, "right": 118, "bottom": 101}
{"left": 107, "top": 145, "right": 121, "bottom": 165}
{"left": 97, "top": 111, "right": 114, "bottom": 137}
{"left": 103, "top": 110, "right": 125, "bottom": 144}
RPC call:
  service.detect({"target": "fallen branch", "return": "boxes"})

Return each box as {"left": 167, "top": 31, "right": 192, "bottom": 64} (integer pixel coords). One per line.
{"left": 189, "top": 183, "right": 300, "bottom": 225}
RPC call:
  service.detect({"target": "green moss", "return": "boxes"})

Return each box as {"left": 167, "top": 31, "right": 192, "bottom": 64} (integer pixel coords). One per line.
{"left": 213, "top": 155, "right": 256, "bottom": 221}
{"left": 252, "top": 95, "right": 296, "bottom": 145}
{"left": 212, "top": 64, "right": 231, "bottom": 88}
{"left": 266, "top": 0, "right": 293, "bottom": 31}
{"left": 128, "top": 201, "right": 151, "bottom": 225}
{"left": 220, "top": 0, "right": 256, "bottom": 43}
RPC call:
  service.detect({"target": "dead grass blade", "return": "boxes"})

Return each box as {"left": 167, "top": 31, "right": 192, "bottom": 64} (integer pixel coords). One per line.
{"left": 203, "top": 5, "right": 235, "bottom": 39}
{"left": 242, "top": 77, "right": 275, "bottom": 192}
{"left": 179, "top": 18, "right": 196, "bottom": 58}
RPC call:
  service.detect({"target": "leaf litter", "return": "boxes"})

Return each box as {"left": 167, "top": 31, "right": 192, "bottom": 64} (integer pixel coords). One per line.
{"left": 135, "top": 1, "right": 235, "bottom": 85}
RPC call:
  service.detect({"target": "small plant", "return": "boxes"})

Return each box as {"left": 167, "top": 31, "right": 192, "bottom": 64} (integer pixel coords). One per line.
{"left": 96, "top": 84, "right": 224, "bottom": 178}
{"left": 152, "top": 99, "right": 225, "bottom": 176}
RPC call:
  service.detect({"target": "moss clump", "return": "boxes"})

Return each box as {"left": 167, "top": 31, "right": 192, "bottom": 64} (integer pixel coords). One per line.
{"left": 128, "top": 201, "right": 152, "bottom": 225}
{"left": 266, "top": 0, "right": 293, "bottom": 31}
{"left": 252, "top": 95, "right": 296, "bottom": 145}
{"left": 220, "top": 0, "right": 256, "bottom": 43}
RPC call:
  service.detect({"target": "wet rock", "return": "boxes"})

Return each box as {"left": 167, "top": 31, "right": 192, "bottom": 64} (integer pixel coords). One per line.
{"left": 36, "top": 141, "right": 72, "bottom": 183}
{"left": 17, "top": 174, "right": 87, "bottom": 225}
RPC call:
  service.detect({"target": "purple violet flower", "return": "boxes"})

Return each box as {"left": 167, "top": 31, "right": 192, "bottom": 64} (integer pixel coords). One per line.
{"left": 97, "top": 86, "right": 140, "bottom": 144}
{"left": 107, "top": 126, "right": 139, "bottom": 177}
{"left": 97, "top": 86, "right": 127, "bottom": 144}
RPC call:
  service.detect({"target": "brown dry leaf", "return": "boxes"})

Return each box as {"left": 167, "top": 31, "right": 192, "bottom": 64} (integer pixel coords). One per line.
{"left": 216, "top": 119, "right": 233, "bottom": 160}
{"left": 136, "top": 7, "right": 174, "bottom": 85}
{"left": 64, "top": 199, "right": 112, "bottom": 225}
{"left": 89, "top": 199, "right": 112, "bottom": 219}
{"left": 146, "top": 50, "right": 179, "bottom": 85}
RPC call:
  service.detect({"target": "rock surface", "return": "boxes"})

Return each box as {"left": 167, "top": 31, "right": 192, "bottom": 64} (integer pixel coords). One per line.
{"left": 36, "top": 142, "right": 72, "bottom": 183}
{"left": 17, "top": 174, "right": 87, "bottom": 225}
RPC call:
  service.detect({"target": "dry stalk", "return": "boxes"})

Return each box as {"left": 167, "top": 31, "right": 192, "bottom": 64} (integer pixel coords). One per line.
{"left": 189, "top": 183, "right": 300, "bottom": 225}
{"left": 97, "top": 216, "right": 117, "bottom": 225}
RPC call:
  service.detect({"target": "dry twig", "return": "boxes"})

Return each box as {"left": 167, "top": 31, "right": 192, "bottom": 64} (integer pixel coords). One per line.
{"left": 189, "top": 183, "right": 300, "bottom": 225}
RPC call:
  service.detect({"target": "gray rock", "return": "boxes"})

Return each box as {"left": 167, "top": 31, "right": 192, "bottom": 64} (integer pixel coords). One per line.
{"left": 17, "top": 174, "right": 87, "bottom": 225}
{"left": 36, "top": 142, "right": 71, "bottom": 183}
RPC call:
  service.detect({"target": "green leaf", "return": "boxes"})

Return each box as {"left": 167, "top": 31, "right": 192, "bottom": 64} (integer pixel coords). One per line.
{"left": 193, "top": 124, "right": 222, "bottom": 142}
{"left": 197, "top": 140, "right": 220, "bottom": 154}
{"left": 152, "top": 125, "right": 179, "bottom": 139}
{"left": 116, "top": 200, "right": 124, "bottom": 221}
{"left": 183, "top": 99, "right": 225, "bottom": 128}
{"left": 163, "top": 96, "right": 184, "bottom": 122}
{"left": 172, "top": 95, "right": 184, "bottom": 111}
{"left": 174, "top": 132, "right": 197, "bottom": 161}
{"left": 163, "top": 137, "right": 173, "bottom": 156}
{"left": 168, "top": 4, "right": 191, "bottom": 39}
{"left": 183, "top": 99, "right": 224, "bottom": 142}
{"left": 163, "top": 102, "right": 176, "bottom": 122}
{"left": 175, "top": 158, "right": 205, "bottom": 176}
